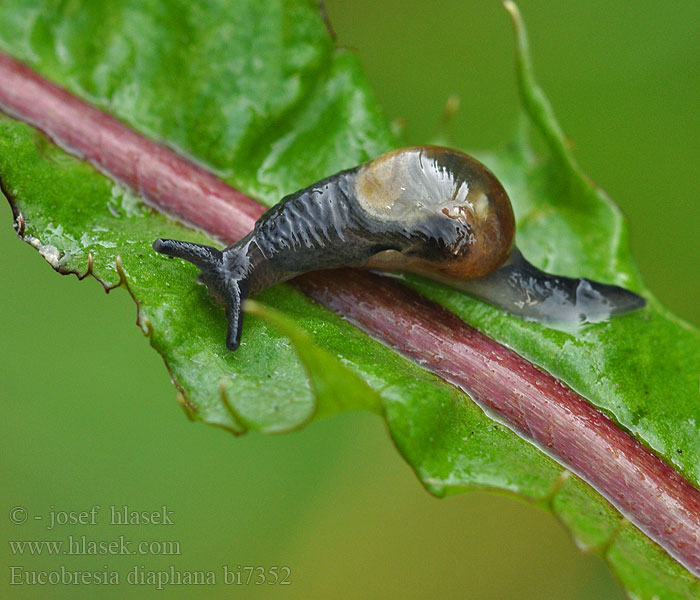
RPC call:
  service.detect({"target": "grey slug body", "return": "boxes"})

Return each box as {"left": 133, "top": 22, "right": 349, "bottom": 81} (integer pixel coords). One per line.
{"left": 153, "top": 146, "right": 645, "bottom": 350}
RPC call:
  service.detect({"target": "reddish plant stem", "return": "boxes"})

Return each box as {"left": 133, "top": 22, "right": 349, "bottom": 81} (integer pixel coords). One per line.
{"left": 0, "top": 53, "right": 263, "bottom": 241}
{"left": 1, "top": 51, "right": 699, "bottom": 576}
{"left": 298, "top": 270, "right": 700, "bottom": 575}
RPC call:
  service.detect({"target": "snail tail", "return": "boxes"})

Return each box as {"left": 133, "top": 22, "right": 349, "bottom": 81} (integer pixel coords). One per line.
{"left": 458, "top": 247, "right": 646, "bottom": 325}
{"left": 153, "top": 238, "right": 248, "bottom": 350}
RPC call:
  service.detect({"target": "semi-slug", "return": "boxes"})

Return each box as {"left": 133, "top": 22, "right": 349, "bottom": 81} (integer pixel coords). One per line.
{"left": 153, "top": 146, "right": 645, "bottom": 350}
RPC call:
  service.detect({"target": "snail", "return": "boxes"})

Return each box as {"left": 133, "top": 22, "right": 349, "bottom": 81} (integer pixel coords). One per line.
{"left": 153, "top": 146, "right": 645, "bottom": 350}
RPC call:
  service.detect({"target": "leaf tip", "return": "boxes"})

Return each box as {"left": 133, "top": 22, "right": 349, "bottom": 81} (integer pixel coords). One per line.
{"left": 503, "top": 0, "right": 602, "bottom": 206}
{"left": 13, "top": 210, "right": 25, "bottom": 237}
{"left": 502, "top": 1, "right": 519, "bottom": 22}
{"left": 175, "top": 390, "right": 196, "bottom": 422}
{"left": 242, "top": 298, "right": 262, "bottom": 317}
{"left": 217, "top": 378, "right": 249, "bottom": 435}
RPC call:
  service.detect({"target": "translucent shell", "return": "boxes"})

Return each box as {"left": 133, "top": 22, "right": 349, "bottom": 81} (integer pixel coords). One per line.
{"left": 355, "top": 146, "right": 515, "bottom": 279}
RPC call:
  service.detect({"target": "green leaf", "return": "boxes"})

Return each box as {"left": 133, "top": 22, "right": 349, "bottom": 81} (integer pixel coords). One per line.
{"left": 242, "top": 299, "right": 383, "bottom": 421}
{"left": 0, "top": 1, "right": 698, "bottom": 597}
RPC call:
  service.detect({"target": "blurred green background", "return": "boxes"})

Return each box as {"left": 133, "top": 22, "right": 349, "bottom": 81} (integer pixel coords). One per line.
{"left": 1, "top": 1, "right": 697, "bottom": 598}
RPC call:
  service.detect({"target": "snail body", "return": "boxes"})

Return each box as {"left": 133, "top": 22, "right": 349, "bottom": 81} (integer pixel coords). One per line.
{"left": 154, "top": 146, "right": 645, "bottom": 350}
